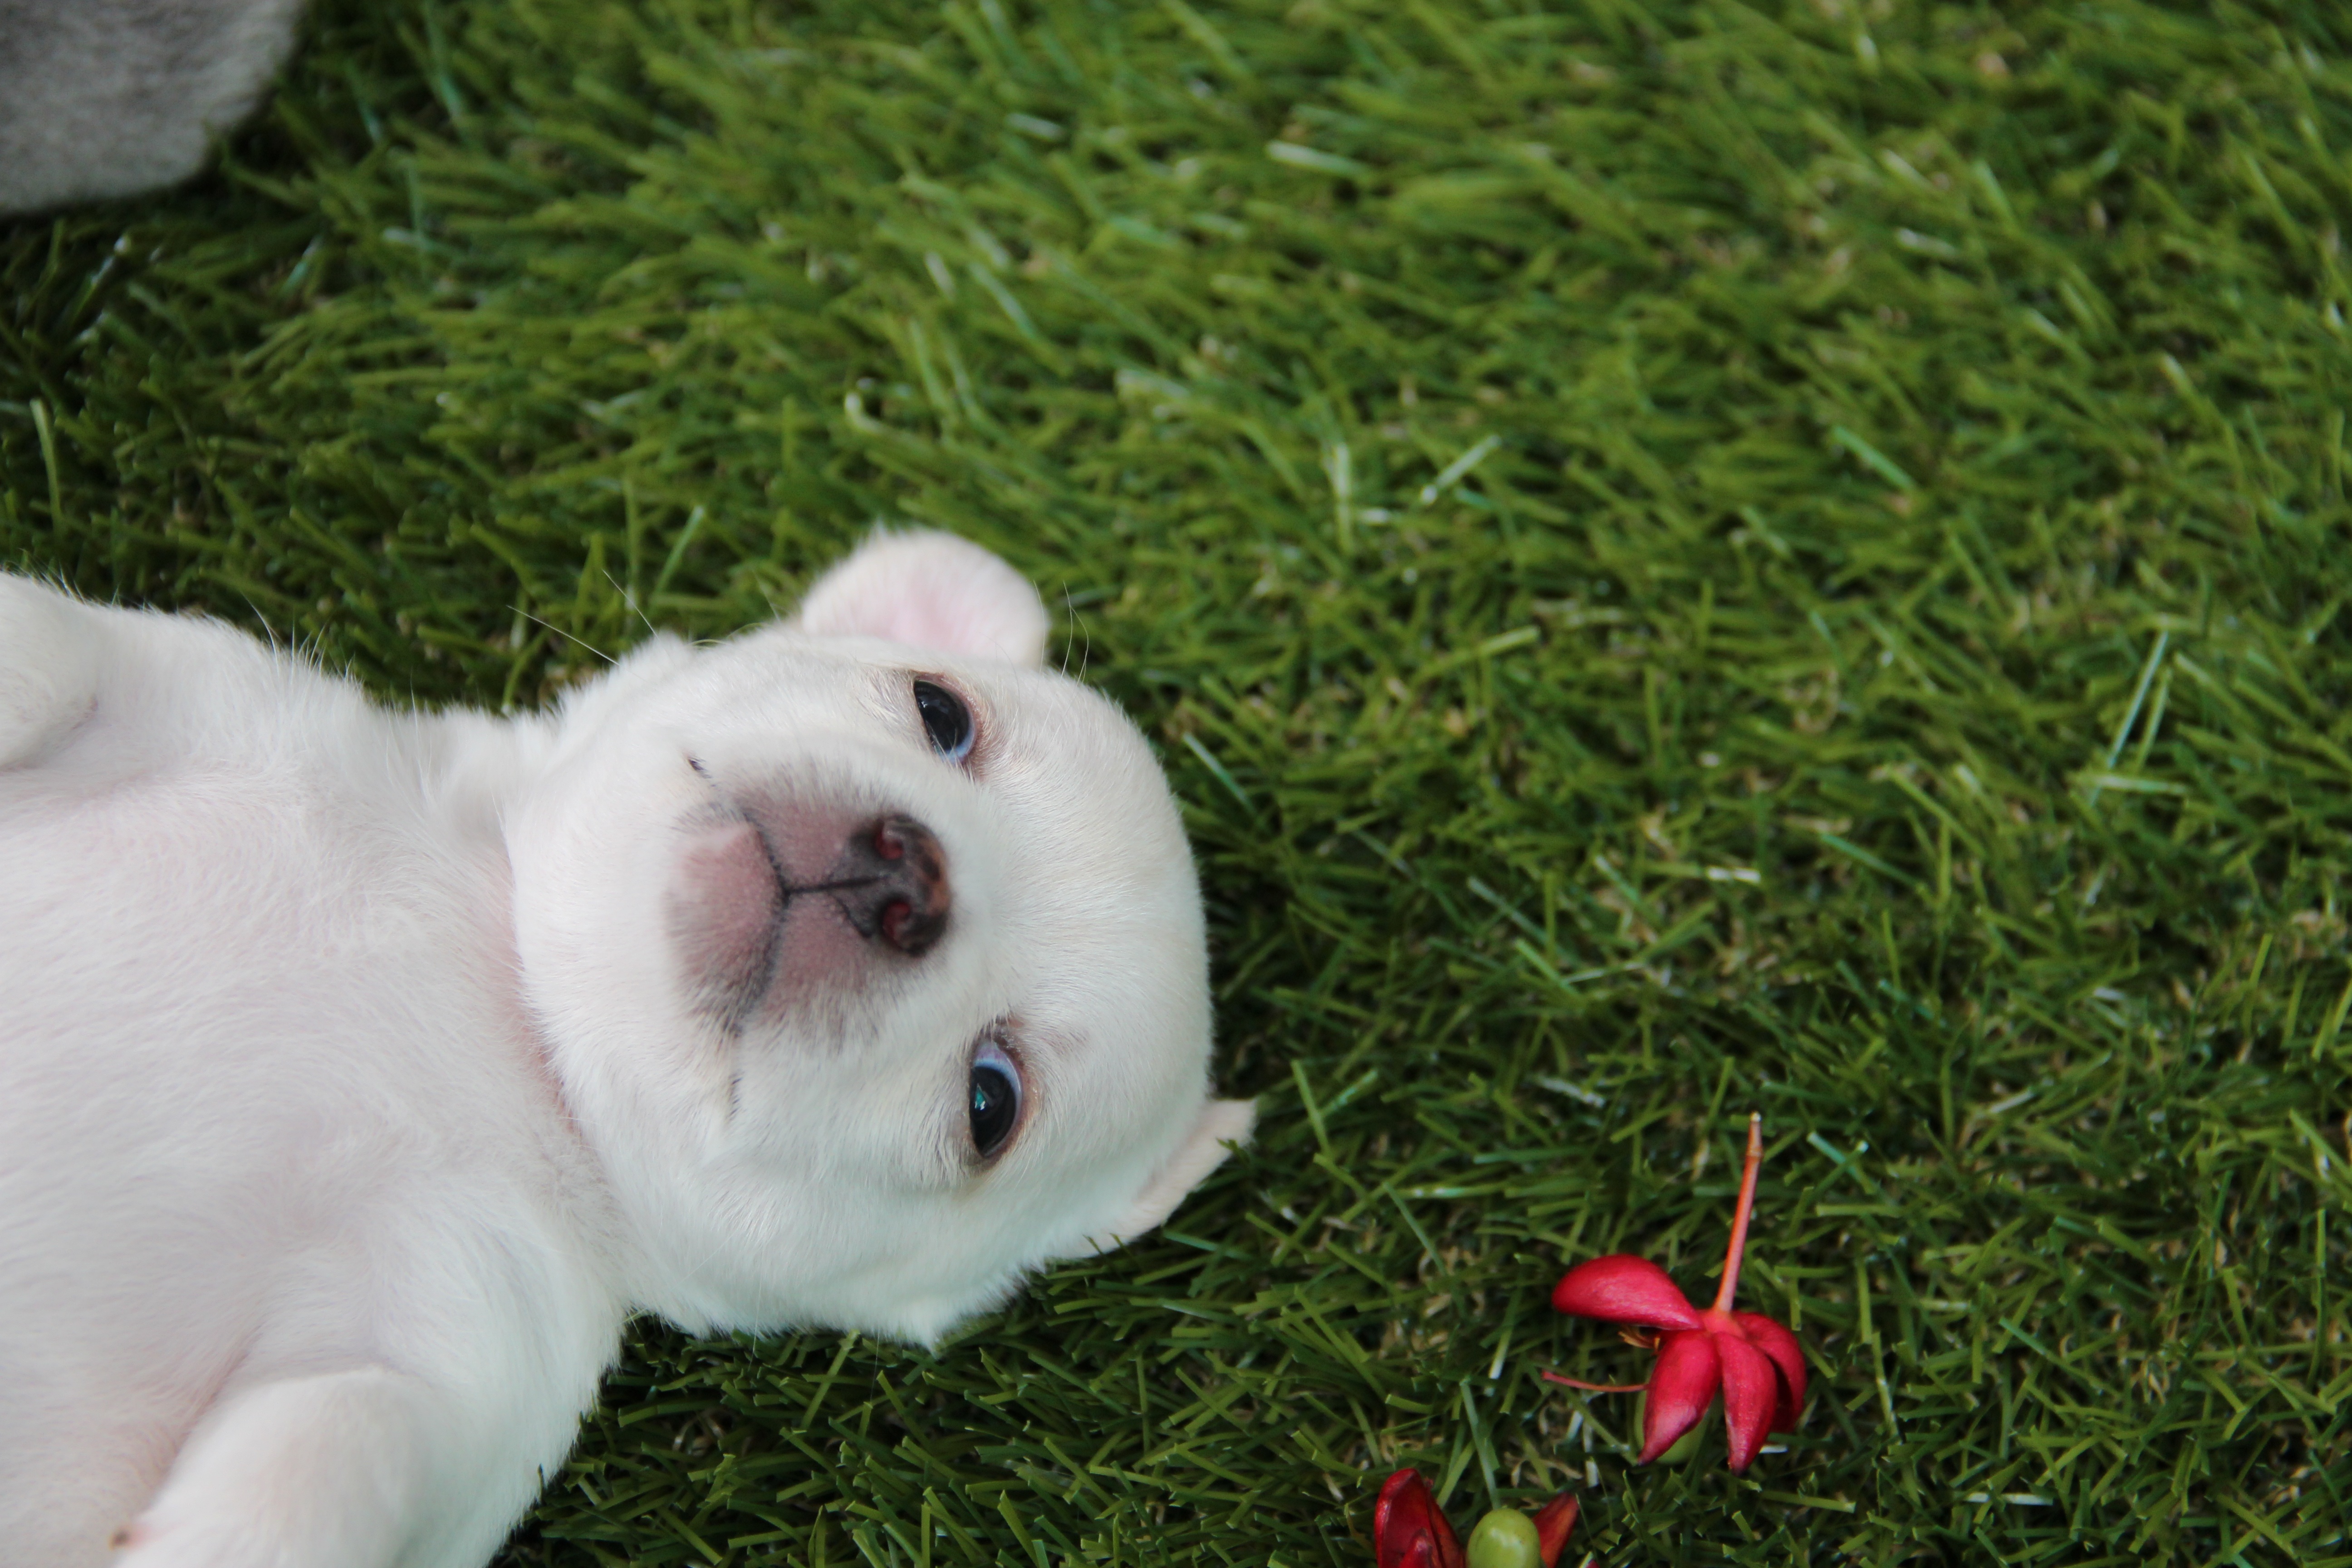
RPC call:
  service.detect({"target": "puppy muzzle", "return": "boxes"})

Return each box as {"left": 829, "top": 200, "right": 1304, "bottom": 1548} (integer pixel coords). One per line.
{"left": 669, "top": 794, "right": 957, "bottom": 1032}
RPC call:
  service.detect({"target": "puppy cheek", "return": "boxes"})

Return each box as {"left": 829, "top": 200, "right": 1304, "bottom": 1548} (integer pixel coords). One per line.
{"left": 668, "top": 821, "right": 781, "bottom": 1013}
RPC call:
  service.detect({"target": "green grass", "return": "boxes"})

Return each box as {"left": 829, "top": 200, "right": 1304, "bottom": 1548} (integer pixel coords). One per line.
{"left": 6, "top": 0, "right": 2352, "bottom": 1561}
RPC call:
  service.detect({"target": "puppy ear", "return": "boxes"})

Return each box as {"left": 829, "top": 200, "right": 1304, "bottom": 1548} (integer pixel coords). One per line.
{"left": 1082, "top": 1097, "right": 1257, "bottom": 1254}
{"left": 794, "top": 530, "right": 1051, "bottom": 665}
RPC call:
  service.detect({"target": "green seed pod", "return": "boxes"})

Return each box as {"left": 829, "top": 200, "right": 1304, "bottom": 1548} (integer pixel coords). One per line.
{"left": 1465, "top": 1508, "right": 1541, "bottom": 1568}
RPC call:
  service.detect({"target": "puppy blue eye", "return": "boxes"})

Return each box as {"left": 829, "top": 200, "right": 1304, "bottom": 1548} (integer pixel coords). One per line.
{"left": 914, "top": 680, "right": 974, "bottom": 763}
{"left": 969, "top": 1039, "right": 1021, "bottom": 1161}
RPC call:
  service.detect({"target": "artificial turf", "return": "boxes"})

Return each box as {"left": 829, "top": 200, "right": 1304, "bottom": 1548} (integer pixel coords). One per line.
{"left": 5, "top": 0, "right": 2351, "bottom": 1562}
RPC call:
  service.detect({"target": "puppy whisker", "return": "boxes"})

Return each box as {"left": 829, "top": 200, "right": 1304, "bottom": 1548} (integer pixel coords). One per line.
{"left": 601, "top": 568, "right": 659, "bottom": 641}
{"left": 1058, "top": 583, "right": 1092, "bottom": 681}
{"left": 508, "top": 604, "right": 616, "bottom": 666}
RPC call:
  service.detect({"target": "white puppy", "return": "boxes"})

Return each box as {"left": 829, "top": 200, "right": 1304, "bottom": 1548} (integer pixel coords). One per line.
{"left": 0, "top": 532, "right": 1253, "bottom": 1568}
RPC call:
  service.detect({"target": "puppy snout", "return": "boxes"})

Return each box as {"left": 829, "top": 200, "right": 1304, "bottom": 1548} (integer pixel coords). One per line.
{"left": 828, "top": 815, "right": 949, "bottom": 956}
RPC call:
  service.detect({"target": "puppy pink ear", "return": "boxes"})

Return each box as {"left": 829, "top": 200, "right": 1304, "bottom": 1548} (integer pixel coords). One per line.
{"left": 1082, "top": 1098, "right": 1257, "bottom": 1254}
{"left": 794, "top": 530, "right": 1051, "bottom": 665}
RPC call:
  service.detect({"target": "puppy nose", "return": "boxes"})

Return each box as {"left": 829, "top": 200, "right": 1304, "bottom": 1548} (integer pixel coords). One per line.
{"left": 828, "top": 815, "right": 950, "bottom": 956}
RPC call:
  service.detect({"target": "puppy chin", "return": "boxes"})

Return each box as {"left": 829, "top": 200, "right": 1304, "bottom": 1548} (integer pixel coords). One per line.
{"left": 611, "top": 1169, "right": 1045, "bottom": 1347}
{"left": 801, "top": 1267, "right": 1032, "bottom": 1350}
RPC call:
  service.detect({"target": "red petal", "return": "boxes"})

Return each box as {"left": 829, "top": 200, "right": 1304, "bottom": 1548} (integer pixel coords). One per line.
{"left": 1717, "top": 1334, "right": 1779, "bottom": 1472}
{"left": 1638, "top": 1330, "right": 1720, "bottom": 1462}
{"left": 1731, "top": 1312, "right": 1808, "bottom": 1432}
{"left": 1530, "top": 1494, "right": 1579, "bottom": 1568}
{"left": 1374, "top": 1470, "right": 1438, "bottom": 1568}
{"left": 1552, "top": 1256, "right": 1703, "bottom": 1330}
{"left": 1430, "top": 1493, "right": 1465, "bottom": 1568}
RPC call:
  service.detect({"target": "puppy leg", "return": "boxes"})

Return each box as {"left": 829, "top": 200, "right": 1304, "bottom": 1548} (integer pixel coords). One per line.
{"left": 0, "top": 576, "right": 103, "bottom": 768}
{"left": 112, "top": 1367, "right": 443, "bottom": 1568}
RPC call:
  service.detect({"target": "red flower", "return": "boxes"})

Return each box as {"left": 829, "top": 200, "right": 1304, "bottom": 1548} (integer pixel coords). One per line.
{"left": 1542, "top": 1114, "right": 1807, "bottom": 1473}
{"left": 1373, "top": 1470, "right": 1578, "bottom": 1568}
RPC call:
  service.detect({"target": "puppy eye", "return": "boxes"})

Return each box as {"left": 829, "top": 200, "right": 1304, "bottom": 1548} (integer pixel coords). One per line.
{"left": 913, "top": 679, "right": 974, "bottom": 763}
{"left": 969, "top": 1039, "right": 1022, "bottom": 1162}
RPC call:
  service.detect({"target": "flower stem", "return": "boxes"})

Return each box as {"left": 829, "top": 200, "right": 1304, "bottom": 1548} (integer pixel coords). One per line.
{"left": 1540, "top": 1370, "right": 1651, "bottom": 1395}
{"left": 1710, "top": 1113, "right": 1764, "bottom": 1314}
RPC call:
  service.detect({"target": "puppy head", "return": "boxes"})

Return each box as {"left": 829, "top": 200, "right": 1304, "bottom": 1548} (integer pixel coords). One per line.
{"left": 508, "top": 531, "right": 1253, "bottom": 1343}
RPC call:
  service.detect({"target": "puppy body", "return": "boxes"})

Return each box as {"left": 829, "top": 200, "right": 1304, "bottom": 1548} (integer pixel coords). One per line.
{"left": 0, "top": 537, "right": 1250, "bottom": 1568}
{"left": 0, "top": 0, "right": 307, "bottom": 215}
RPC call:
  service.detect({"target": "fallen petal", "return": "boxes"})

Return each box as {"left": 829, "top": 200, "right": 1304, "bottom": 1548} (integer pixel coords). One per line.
{"left": 1376, "top": 1470, "right": 1458, "bottom": 1568}
{"left": 1530, "top": 1494, "right": 1578, "bottom": 1568}
{"left": 1552, "top": 1255, "right": 1703, "bottom": 1331}
{"left": 1638, "top": 1331, "right": 1721, "bottom": 1462}
{"left": 1434, "top": 1498, "right": 1465, "bottom": 1568}
{"left": 1731, "top": 1312, "right": 1808, "bottom": 1433}
{"left": 1717, "top": 1334, "right": 1780, "bottom": 1472}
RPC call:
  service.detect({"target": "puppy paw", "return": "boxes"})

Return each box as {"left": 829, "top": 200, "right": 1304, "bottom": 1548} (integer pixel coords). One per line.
{"left": 112, "top": 1495, "right": 367, "bottom": 1568}
{"left": 106, "top": 1367, "right": 431, "bottom": 1568}
{"left": 0, "top": 575, "right": 101, "bottom": 767}
{"left": 112, "top": 1516, "right": 268, "bottom": 1568}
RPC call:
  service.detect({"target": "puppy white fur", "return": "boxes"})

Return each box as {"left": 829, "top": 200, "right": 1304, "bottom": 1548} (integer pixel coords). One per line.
{"left": 0, "top": 0, "right": 308, "bottom": 215}
{"left": 0, "top": 533, "right": 1253, "bottom": 1568}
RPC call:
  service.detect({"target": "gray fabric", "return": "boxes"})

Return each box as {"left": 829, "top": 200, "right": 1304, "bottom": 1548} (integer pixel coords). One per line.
{"left": 0, "top": 0, "right": 306, "bottom": 215}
